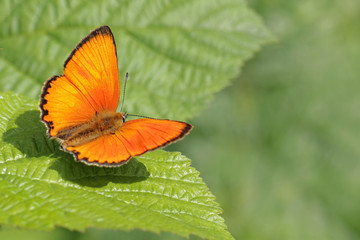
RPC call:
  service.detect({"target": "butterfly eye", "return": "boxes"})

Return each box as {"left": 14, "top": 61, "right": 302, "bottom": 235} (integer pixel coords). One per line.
{"left": 122, "top": 113, "right": 127, "bottom": 123}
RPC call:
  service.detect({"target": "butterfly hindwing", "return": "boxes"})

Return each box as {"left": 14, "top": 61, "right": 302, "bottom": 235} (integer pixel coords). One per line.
{"left": 65, "top": 133, "right": 132, "bottom": 166}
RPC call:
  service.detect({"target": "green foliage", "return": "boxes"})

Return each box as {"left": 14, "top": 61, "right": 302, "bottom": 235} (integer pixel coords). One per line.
{"left": 172, "top": 0, "right": 360, "bottom": 239}
{"left": 0, "top": 92, "right": 232, "bottom": 239}
{"left": 0, "top": 0, "right": 272, "bottom": 120}
{"left": 0, "top": 0, "right": 273, "bottom": 238}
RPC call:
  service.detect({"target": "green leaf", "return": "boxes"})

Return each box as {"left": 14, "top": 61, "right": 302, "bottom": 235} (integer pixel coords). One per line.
{"left": 0, "top": 0, "right": 273, "bottom": 238}
{"left": 0, "top": 92, "right": 233, "bottom": 239}
{"left": 0, "top": 0, "right": 273, "bottom": 120}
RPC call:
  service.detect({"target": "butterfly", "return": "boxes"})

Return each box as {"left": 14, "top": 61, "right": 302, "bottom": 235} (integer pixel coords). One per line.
{"left": 39, "top": 26, "right": 192, "bottom": 167}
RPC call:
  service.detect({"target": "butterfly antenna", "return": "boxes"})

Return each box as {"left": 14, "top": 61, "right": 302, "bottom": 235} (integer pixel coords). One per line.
{"left": 126, "top": 114, "right": 157, "bottom": 119}
{"left": 120, "top": 72, "right": 129, "bottom": 113}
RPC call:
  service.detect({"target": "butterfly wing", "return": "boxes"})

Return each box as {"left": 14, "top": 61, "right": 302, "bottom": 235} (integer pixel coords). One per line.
{"left": 65, "top": 118, "right": 192, "bottom": 166}
{"left": 40, "top": 26, "right": 120, "bottom": 137}
{"left": 64, "top": 133, "right": 132, "bottom": 167}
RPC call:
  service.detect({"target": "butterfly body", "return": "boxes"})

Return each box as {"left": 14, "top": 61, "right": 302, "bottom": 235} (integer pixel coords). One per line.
{"left": 57, "top": 111, "right": 124, "bottom": 147}
{"left": 40, "top": 26, "right": 192, "bottom": 167}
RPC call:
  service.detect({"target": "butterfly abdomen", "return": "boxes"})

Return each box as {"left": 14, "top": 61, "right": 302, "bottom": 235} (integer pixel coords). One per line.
{"left": 57, "top": 111, "right": 124, "bottom": 147}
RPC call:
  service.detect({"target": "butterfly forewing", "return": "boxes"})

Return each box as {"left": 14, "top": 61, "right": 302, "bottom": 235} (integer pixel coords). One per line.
{"left": 40, "top": 26, "right": 120, "bottom": 137}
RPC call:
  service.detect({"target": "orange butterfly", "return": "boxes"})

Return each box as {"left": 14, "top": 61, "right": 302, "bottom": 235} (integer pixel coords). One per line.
{"left": 39, "top": 26, "right": 192, "bottom": 167}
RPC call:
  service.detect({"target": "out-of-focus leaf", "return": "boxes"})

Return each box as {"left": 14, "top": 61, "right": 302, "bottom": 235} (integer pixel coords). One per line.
{"left": 174, "top": 0, "right": 360, "bottom": 239}
{"left": 0, "top": 0, "right": 272, "bottom": 120}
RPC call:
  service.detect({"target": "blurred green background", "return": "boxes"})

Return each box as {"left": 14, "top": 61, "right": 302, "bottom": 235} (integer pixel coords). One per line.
{"left": 181, "top": 0, "right": 360, "bottom": 239}
{"left": 1, "top": 0, "right": 360, "bottom": 239}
